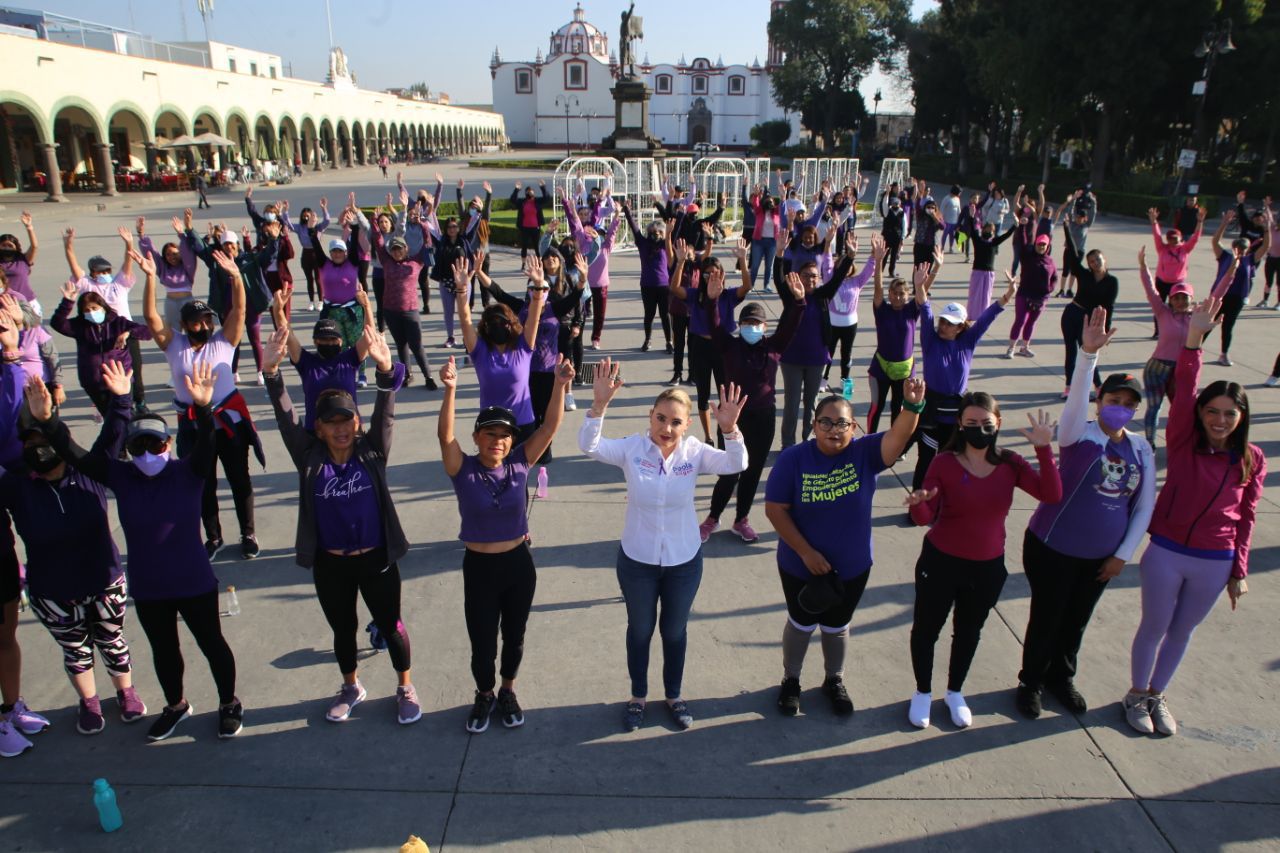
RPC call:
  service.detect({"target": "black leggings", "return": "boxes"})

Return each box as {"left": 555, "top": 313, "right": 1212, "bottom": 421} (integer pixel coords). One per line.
{"left": 313, "top": 548, "right": 410, "bottom": 675}
{"left": 518, "top": 226, "right": 541, "bottom": 259}
{"left": 179, "top": 419, "right": 255, "bottom": 541}
{"left": 910, "top": 421, "right": 953, "bottom": 491}
{"left": 866, "top": 359, "right": 905, "bottom": 434}
{"left": 1265, "top": 256, "right": 1280, "bottom": 296}
{"left": 709, "top": 406, "right": 776, "bottom": 523}
{"left": 1060, "top": 303, "right": 1102, "bottom": 386}
{"left": 824, "top": 324, "right": 857, "bottom": 381}
{"left": 463, "top": 543, "right": 537, "bottom": 692}
{"left": 687, "top": 334, "right": 725, "bottom": 412}
{"left": 128, "top": 336, "right": 145, "bottom": 407}
{"left": 879, "top": 239, "right": 902, "bottom": 277}
{"left": 1018, "top": 531, "right": 1109, "bottom": 689}
{"left": 671, "top": 314, "right": 688, "bottom": 374}
{"left": 383, "top": 309, "right": 431, "bottom": 379}
{"left": 371, "top": 268, "right": 387, "bottom": 332}
{"left": 529, "top": 370, "right": 556, "bottom": 462}
{"left": 641, "top": 287, "right": 672, "bottom": 345}
{"left": 909, "top": 538, "right": 1008, "bottom": 694}
{"left": 301, "top": 248, "right": 320, "bottom": 303}
{"left": 1217, "top": 294, "right": 1245, "bottom": 355}
{"left": 134, "top": 589, "right": 236, "bottom": 707}
{"left": 417, "top": 258, "right": 433, "bottom": 315}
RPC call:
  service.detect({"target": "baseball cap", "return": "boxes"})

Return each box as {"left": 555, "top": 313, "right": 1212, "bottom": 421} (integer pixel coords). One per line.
{"left": 87, "top": 255, "right": 112, "bottom": 272}
{"left": 220, "top": 231, "right": 240, "bottom": 246}
{"left": 738, "top": 302, "right": 767, "bottom": 324}
{"left": 328, "top": 238, "right": 348, "bottom": 253}
{"left": 313, "top": 318, "right": 341, "bottom": 339}
{"left": 474, "top": 406, "right": 518, "bottom": 434}
{"left": 180, "top": 300, "right": 215, "bottom": 324}
{"left": 1100, "top": 372, "right": 1143, "bottom": 400}
{"left": 388, "top": 236, "right": 408, "bottom": 251}
{"left": 686, "top": 203, "right": 700, "bottom": 215}
{"left": 1169, "top": 282, "right": 1194, "bottom": 298}
{"left": 938, "top": 302, "right": 968, "bottom": 325}
{"left": 126, "top": 412, "right": 170, "bottom": 444}
{"left": 1034, "top": 234, "right": 1051, "bottom": 246}
{"left": 315, "top": 391, "right": 357, "bottom": 422}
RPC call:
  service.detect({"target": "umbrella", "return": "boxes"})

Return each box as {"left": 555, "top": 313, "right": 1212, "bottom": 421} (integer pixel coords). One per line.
{"left": 192, "top": 132, "right": 236, "bottom": 147}
{"left": 158, "top": 134, "right": 199, "bottom": 148}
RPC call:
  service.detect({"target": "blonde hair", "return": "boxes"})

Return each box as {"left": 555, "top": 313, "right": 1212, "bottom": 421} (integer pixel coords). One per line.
{"left": 653, "top": 388, "right": 692, "bottom": 412}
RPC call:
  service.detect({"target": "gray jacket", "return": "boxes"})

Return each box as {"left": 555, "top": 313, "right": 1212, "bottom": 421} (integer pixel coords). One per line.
{"left": 265, "top": 368, "right": 407, "bottom": 569}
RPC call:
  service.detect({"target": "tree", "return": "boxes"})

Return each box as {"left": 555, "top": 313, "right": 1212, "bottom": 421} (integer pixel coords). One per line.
{"left": 749, "top": 120, "right": 792, "bottom": 150}
{"left": 768, "top": 0, "right": 910, "bottom": 150}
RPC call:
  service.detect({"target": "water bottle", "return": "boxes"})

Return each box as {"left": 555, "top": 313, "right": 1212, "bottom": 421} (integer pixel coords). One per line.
{"left": 842, "top": 377, "right": 854, "bottom": 402}
{"left": 535, "top": 466, "right": 549, "bottom": 499}
{"left": 92, "top": 778, "right": 123, "bottom": 833}
{"left": 223, "top": 586, "right": 240, "bottom": 617}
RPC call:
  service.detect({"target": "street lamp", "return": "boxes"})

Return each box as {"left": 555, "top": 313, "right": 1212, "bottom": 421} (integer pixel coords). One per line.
{"left": 555, "top": 94, "right": 579, "bottom": 159}
{"left": 1187, "top": 20, "right": 1235, "bottom": 186}
{"left": 581, "top": 109, "right": 598, "bottom": 151}
{"left": 871, "top": 88, "right": 882, "bottom": 148}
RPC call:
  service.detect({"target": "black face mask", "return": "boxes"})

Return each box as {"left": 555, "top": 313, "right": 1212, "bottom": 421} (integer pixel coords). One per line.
{"left": 316, "top": 343, "right": 342, "bottom": 360}
{"left": 960, "top": 425, "right": 998, "bottom": 450}
{"left": 0, "top": 248, "right": 19, "bottom": 263}
{"left": 23, "top": 445, "right": 61, "bottom": 474}
{"left": 487, "top": 324, "right": 512, "bottom": 345}
{"left": 187, "top": 327, "right": 211, "bottom": 345}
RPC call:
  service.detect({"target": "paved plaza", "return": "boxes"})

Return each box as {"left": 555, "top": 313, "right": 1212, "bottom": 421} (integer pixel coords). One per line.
{"left": 0, "top": 161, "right": 1277, "bottom": 851}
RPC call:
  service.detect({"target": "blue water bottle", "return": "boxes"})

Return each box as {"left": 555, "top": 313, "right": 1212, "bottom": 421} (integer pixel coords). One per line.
{"left": 93, "top": 778, "right": 123, "bottom": 833}
{"left": 842, "top": 377, "right": 854, "bottom": 402}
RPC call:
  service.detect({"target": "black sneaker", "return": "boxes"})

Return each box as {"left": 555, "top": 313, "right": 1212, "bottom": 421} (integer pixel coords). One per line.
{"left": 240, "top": 535, "right": 260, "bottom": 560}
{"left": 777, "top": 677, "right": 801, "bottom": 717}
{"left": 640, "top": 339, "right": 652, "bottom": 352}
{"left": 681, "top": 376, "right": 696, "bottom": 388}
{"left": 424, "top": 376, "right": 439, "bottom": 391}
{"left": 1015, "top": 683, "right": 1043, "bottom": 719}
{"left": 664, "top": 341, "right": 674, "bottom": 354}
{"left": 218, "top": 699, "right": 244, "bottom": 738}
{"left": 205, "top": 538, "right": 225, "bottom": 561}
{"left": 664, "top": 372, "right": 682, "bottom": 387}
{"left": 403, "top": 371, "right": 415, "bottom": 387}
{"left": 466, "top": 691, "right": 495, "bottom": 734}
{"left": 497, "top": 687, "right": 524, "bottom": 728}
{"left": 622, "top": 701, "right": 645, "bottom": 732}
{"left": 147, "top": 701, "right": 192, "bottom": 742}
{"left": 822, "top": 676, "right": 854, "bottom": 716}
{"left": 1047, "top": 679, "right": 1087, "bottom": 714}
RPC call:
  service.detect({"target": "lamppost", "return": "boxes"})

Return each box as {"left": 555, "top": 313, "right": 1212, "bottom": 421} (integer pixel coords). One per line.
{"left": 1187, "top": 20, "right": 1235, "bottom": 187}
{"left": 871, "top": 88, "right": 882, "bottom": 149}
{"left": 555, "top": 94, "right": 579, "bottom": 159}
{"left": 581, "top": 109, "right": 598, "bottom": 151}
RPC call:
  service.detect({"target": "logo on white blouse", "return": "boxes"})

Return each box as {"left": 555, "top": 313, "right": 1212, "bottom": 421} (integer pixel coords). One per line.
{"left": 321, "top": 469, "right": 372, "bottom": 500}
{"left": 671, "top": 461, "right": 695, "bottom": 476}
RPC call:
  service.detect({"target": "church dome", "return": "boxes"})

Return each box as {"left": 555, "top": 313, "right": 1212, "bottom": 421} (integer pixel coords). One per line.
{"left": 548, "top": 4, "right": 609, "bottom": 60}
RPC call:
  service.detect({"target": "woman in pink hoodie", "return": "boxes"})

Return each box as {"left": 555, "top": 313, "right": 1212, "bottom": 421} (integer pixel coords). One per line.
{"left": 1147, "top": 205, "right": 1203, "bottom": 338}
{"left": 1124, "top": 296, "right": 1265, "bottom": 738}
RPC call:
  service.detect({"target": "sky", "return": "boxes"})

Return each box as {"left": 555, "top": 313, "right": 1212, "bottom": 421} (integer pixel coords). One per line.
{"left": 26, "top": 0, "right": 932, "bottom": 111}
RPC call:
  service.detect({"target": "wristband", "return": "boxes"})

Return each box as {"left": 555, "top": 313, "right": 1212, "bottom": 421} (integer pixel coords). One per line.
{"left": 903, "top": 399, "right": 926, "bottom": 414}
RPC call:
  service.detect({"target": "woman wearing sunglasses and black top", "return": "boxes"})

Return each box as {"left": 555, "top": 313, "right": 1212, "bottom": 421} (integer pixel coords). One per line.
{"left": 438, "top": 352, "right": 574, "bottom": 733}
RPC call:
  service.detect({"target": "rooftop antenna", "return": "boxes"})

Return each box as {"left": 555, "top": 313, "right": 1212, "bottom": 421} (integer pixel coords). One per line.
{"left": 196, "top": 0, "right": 214, "bottom": 41}
{"left": 178, "top": 0, "right": 189, "bottom": 40}
{"left": 324, "top": 0, "right": 335, "bottom": 48}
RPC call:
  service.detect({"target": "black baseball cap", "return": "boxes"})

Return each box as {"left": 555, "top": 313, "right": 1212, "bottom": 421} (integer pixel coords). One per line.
{"left": 313, "top": 318, "right": 341, "bottom": 339}
{"left": 739, "top": 302, "right": 767, "bottom": 324}
{"left": 180, "top": 300, "right": 215, "bottom": 324}
{"left": 1099, "top": 372, "right": 1142, "bottom": 401}
{"left": 474, "top": 406, "right": 518, "bottom": 434}
{"left": 315, "top": 391, "right": 357, "bottom": 422}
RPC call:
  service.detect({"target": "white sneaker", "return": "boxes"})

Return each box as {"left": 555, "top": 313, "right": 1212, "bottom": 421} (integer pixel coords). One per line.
{"left": 944, "top": 691, "right": 972, "bottom": 728}
{"left": 1265, "top": 376, "right": 1279, "bottom": 387}
{"left": 1148, "top": 692, "right": 1177, "bottom": 736}
{"left": 564, "top": 391, "right": 577, "bottom": 412}
{"left": 256, "top": 371, "right": 264, "bottom": 386}
{"left": 308, "top": 302, "right": 316, "bottom": 311}
{"left": 908, "top": 691, "right": 932, "bottom": 729}
{"left": 1123, "top": 690, "right": 1154, "bottom": 734}
{"left": 1017, "top": 345, "right": 1035, "bottom": 358}
{"left": 1002, "top": 344, "right": 1015, "bottom": 360}
{"left": 1217, "top": 353, "right": 1233, "bottom": 367}
{"left": 234, "top": 372, "right": 244, "bottom": 384}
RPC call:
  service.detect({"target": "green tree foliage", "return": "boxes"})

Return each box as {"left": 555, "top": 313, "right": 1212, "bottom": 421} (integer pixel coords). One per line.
{"left": 749, "top": 120, "right": 793, "bottom": 150}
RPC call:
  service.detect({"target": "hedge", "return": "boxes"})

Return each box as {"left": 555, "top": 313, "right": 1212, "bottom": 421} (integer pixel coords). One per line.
{"left": 465, "top": 159, "right": 562, "bottom": 170}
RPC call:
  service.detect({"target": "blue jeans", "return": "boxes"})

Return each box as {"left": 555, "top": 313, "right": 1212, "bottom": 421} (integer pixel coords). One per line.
{"left": 615, "top": 547, "right": 703, "bottom": 700}
{"left": 749, "top": 238, "right": 776, "bottom": 292}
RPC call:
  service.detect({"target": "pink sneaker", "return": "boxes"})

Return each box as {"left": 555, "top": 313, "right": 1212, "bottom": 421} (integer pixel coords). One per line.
{"left": 698, "top": 517, "right": 719, "bottom": 543}
{"left": 9, "top": 699, "right": 49, "bottom": 735}
{"left": 731, "top": 518, "right": 759, "bottom": 543}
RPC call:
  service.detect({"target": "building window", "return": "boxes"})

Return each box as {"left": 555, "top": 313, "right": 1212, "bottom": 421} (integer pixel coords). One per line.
{"left": 515, "top": 69, "right": 533, "bottom": 93}
{"left": 655, "top": 74, "right": 672, "bottom": 94}
{"left": 228, "top": 58, "right": 237, "bottom": 73}
{"left": 692, "top": 75, "right": 707, "bottom": 94}
{"left": 269, "top": 66, "right": 277, "bottom": 79}
{"left": 250, "top": 61, "right": 258, "bottom": 76}
{"left": 728, "top": 75, "right": 744, "bottom": 95}
{"left": 565, "top": 60, "right": 586, "bottom": 90}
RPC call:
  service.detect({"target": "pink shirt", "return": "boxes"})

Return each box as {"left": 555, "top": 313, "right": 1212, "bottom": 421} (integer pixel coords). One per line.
{"left": 1151, "top": 222, "right": 1199, "bottom": 284}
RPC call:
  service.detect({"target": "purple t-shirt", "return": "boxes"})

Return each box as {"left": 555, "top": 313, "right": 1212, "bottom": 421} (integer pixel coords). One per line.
{"left": 320, "top": 261, "right": 360, "bottom": 304}
{"left": 1218, "top": 252, "right": 1258, "bottom": 299}
{"left": 313, "top": 457, "right": 385, "bottom": 553}
{"left": 1028, "top": 434, "right": 1143, "bottom": 559}
{"left": 765, "top": 432, "right": 887, "bottom": 580}
{"left": 293, "top": 348, "right": 361, "bottom": 430}
{"left": 472, "top": 336, "right": 534, "bottom": 425}
{"left": 874, "top": 300, "right": 920, "bottom": 362}
{"left": 518, "top": 304, "right": 561, "bottom": 372}
{"left": 686, "top": 287, "right": 742, "bottom": 337}
{"left": 0, "top": 255, "right": 36, "bottom": 301}
{"left": 450, "top": 445, "right": 530, "bottom": 543}
{"left": 780, "top": 300, "right": 830, "bottom": 367}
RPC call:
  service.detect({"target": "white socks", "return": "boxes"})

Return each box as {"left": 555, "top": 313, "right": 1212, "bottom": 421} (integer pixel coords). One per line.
{"left": 945, "top": 691, "right": 972, "bottom": 728}
{"left": 908, "top": 692, "right": 932, "bottom": 728}
{"left": 909, "top": 691, "right": 973, "bottom": 729}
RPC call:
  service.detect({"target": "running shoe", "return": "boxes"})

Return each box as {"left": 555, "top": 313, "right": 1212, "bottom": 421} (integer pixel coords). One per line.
{"left": 240, "top": 535, "right": 260, "bottom": 560}
{"left": 640, "top": 339, "right": 651, "bottom": 352}
{"left": 1149, "top": 693, "right": 1177, "bottom": 736}
{"left": 497, "top": 687, "right": 524, "bottom": 728}
{"left": 698, "top": 516, "right": 719, "bottom": 543}
{"left": 218, "top": 699, "right": 244, "bottom": 738}
{"left": 908, "top": 691, "right": 932, "bottom": 728}
{"left": 665, "top": 341, "right": 674, "bottom": 354}
{"left": 731, "top": 518, "right": 759, "bottom": 543}
{"left": 944, "top": 690, "right": 972, "bottom": 727}
{"left": 1047, "top": 679, "right": 1087, "bottom": 714}
{"left": 664, "top": 372, "right": 682, "bottom": 387}
{"left": 146, "top": 701, "right": 192, "bottom": 741}
{"left": 564, "top": 392, "right": 577, "bottom": 412}
{"left": 1265, "top": 376, "right": 1280, "bottom": 387}
{"left": 822, "top": 676, "right": 854, "bottom": 716}
{"left": 666, "top": 699, "right": 693, "bottom": 730}
{"left": 777, "top": 677, "right": 801, "bottom": 716}
{"left": 396, "top": 685, "right": 422, "bottom": 725}
{"left": 326, "top": 681, "right": 366, "bottom": 722}
{"left": 1015, "top": 684, "right": 1043, "bottom": 719}
{"left": 1017, "top": 345, "right": 1036, "bottom": 358}
{"left": 1123, "top": 691, "right": 1154, "bottom": 734}
{"left": 1217, "top": 353, "right": 1233, "bottom": 367}
{"left": 591, "top": 339, "right": 600, "bottom": 350}
{"left": 77, "top": 697, "right": 105, "bottom": 735}
{"left": 9, "top": 698, "right": 50, "bottom": 734}
{"left": 0, "top": 719, "right": 32, "bottom": 757}
{"left": 116, "top": 688, "right": 147, "bottom": 723}
{"left": 623, "top": 701, "right": 645, "bottom": 732}
{"left": 205, "top": 537, "right": 225, "bottom": 561}
{"left": 423, "top": 377, "right": 439, "bottom": 391}
{"left": 466, "top": 691, "right": 496, "bottom": 733}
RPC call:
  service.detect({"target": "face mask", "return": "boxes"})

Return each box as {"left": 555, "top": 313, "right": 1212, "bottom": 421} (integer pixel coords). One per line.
{"left": 1099, "top": 404, "right": 1135, "bottom": 432}
{"left": 187, "top": 327, "right": 211, "bottom": 345}
{"left": 961, "top": 425, "right": 998, "bottom": 450}
{"left": 22, "top": 445, "right": 61, "bottom": 474}
{"left": 316, "top": 343, "right": 342, "bottom": 360}
{"left": 264, "top": 212, "right": 278, "bottom": 223}
{"left": 487, "top": 324, "right": 512, "bottom": 345}
{"left": 132, "top": 450, "right": 170, "bottom": 478}
{"left": 0, "top": 248, "right": 19, "bottom": 262}
{"left": 94, "top": 273, "right": 113, "bottom": 285}
{"left": 739, "top": 325, "right": 764, "bottom": 345}
{"left": 86, "top": 308, "right": 106, "bottom": 324}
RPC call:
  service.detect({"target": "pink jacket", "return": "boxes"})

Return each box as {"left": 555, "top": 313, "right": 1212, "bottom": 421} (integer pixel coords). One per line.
{"left": 1148, "top": 347, "right": 1266, "bottom": 578}
{"left": 1151, "top": 221, "right": 1200, "bottom": 284}
{"left": 751, "top": 195, "right": 782, "bottom": 241}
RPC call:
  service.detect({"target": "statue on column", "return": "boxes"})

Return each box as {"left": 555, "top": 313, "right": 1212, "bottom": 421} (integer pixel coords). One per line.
{"left": 618, "top": 3, "right": 643, "bottom": 80}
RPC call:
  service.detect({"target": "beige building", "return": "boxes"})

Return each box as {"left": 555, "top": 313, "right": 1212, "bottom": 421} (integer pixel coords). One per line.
{"left": 0, "top": 8, "right": 507, "bottom": 201}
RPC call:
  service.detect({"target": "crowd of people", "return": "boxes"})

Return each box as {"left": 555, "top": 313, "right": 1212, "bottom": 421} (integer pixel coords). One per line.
{"left": 0, "top": 170, "right": 1270, "bottom": 758}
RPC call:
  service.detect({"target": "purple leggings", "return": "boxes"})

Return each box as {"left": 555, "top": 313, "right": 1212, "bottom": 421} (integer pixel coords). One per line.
{"left": 1130, "top": 539, "right": 1231, "bottom": 692}
{"left": 1008, "top": 292, "right": 1045, "bottom": 344}
{"left": 967, "top": 270, "right": 995, "bottom": 319}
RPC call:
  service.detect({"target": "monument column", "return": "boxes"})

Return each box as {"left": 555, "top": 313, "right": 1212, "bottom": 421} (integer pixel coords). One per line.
{"left": 39, "top": 143, "right": 66, "bottom": 202}
{"left": 95, "top": 143, "right": 118, "bottom": 196}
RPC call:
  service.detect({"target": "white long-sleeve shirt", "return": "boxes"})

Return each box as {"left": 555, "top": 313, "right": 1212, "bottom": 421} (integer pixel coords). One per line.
{"left": 578, "top": 415, "right": 747, "bottom": 565}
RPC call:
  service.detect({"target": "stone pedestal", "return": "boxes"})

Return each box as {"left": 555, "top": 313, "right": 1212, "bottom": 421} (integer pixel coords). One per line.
{"left": 600, "top": 78, "right": 666, "bottom": 157}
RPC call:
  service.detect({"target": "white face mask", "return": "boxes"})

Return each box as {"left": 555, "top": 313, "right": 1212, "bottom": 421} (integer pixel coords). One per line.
{"left": 132, "top": 450, "right": 170, "bottom": 477}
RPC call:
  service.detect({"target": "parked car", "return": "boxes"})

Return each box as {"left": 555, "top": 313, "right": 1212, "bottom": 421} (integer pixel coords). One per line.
{"left": 692, "top": 142, "right": 721, "bottom": 159}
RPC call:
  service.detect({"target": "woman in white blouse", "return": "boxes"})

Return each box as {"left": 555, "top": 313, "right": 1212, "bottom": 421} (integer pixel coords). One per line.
{"left": 579, "top": 357, "right": 748, "bottom": 733}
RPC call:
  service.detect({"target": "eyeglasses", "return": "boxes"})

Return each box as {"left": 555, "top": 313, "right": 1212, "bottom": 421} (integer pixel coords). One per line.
{"left": 815, "top": 418, "right": 853, "bottom": 433}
